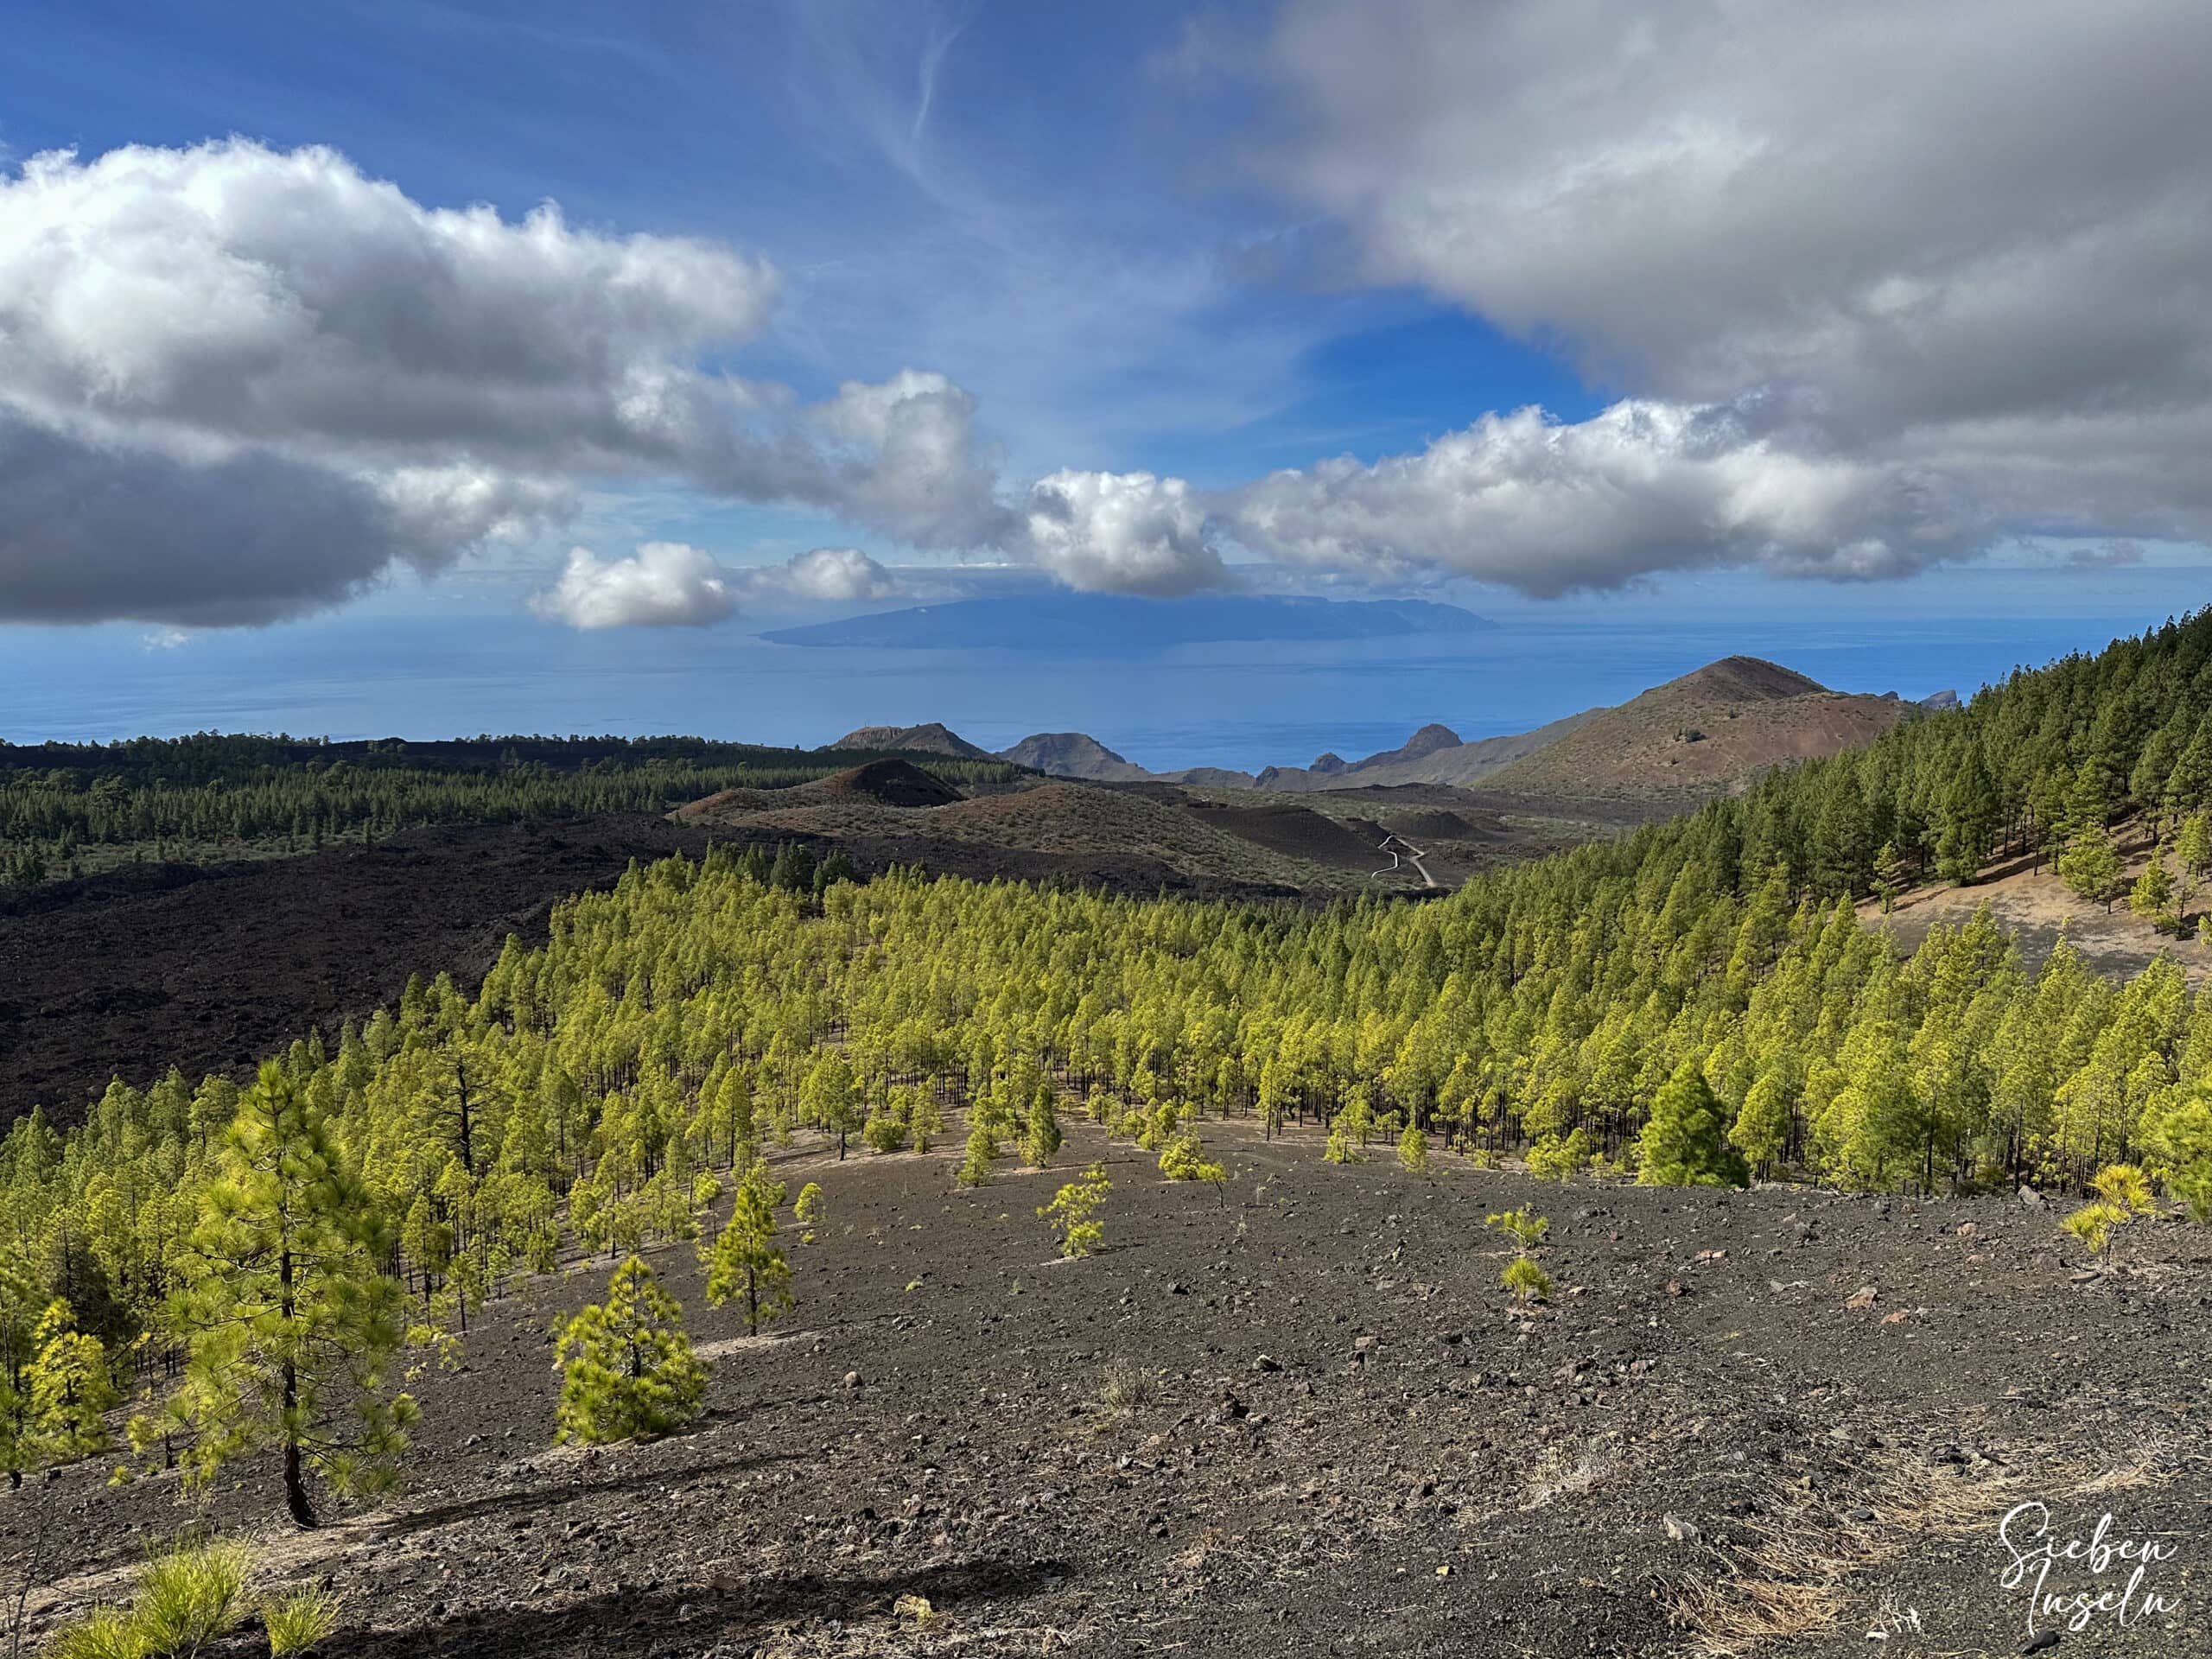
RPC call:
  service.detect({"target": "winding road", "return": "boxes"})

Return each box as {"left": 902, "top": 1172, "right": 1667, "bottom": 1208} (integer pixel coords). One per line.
{"left": 1370, "top": 833, "right": 1440, "bottom": 889}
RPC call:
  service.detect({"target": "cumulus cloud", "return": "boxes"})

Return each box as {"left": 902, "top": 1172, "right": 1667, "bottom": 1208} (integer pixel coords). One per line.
{"left": 0, "top": 140, "right": 1011, "bottom": 625}
{"left": 774, "top": 546, "right": 905, "bottom": 602}
{"left": 1213, "top": 0, "right": 2212, "bottom": 587}
{"left": 531, "top": 543, "right": 741, "bottom": 630}
{"left": 1022, "top": 470, "right": 1224, "bottom": 595}
{"left": 1223, "top": 399, "right": 1977, "bottom": 594}
{"left": 810, "top": 371, "right": 1015, "bottom": 548}
{"left": 0, "top": 140, "right": 776, "bottom": 471}
{"left": 531, "top": 543, "right": 912, "bottom": 628}
{"left": 0, "top": 410, "right": 556, "bottom": 626}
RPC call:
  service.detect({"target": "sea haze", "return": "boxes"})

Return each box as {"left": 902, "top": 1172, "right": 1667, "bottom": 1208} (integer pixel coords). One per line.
{"left": 1, "top": 567, "right": 2202, "bottom": 773}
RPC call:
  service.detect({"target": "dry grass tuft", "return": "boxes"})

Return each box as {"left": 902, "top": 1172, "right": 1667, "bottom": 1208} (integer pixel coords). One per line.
{"left": 2072, "top": 1433, "right": 2186, "bottom": 1494}
{"left": 1670, "top": 1455, "right": 2022, "bottom": 1657}
{"left": 1524, "top": 1438, "right": 1622, "bottom": 1509}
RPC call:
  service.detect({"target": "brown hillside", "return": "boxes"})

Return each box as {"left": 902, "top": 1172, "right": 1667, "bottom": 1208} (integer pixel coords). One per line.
{"left": 1255, "top": 707, "right": 1600, "bottom": 791}
{"left": 828, "top": 721, "right": 995, "bottom": 760}
{"left": 812, "top": 758, "right": 963, "bottom": 808}
{"left": 1480, "top": 657, "right": 1910, "bottom": 800}
{"left": 674, "top": 773, "right": 1407, "bottom": 893}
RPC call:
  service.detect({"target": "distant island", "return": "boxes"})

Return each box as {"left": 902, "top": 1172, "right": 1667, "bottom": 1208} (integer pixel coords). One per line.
{"left": 760, "top": 592, "right": 1497, "bottom": 652}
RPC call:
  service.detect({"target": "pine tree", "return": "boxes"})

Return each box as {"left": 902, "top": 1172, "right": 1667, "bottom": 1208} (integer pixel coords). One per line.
{"left": 1636, "top": 1057, "right": 1749, "bottom": 1187}
{"left": 23, "top": 1299, "right": 117, "bottom": 1468}
{"left": 1397, "top": 1121, "right": 1430, "bottom": 1173}
{"left": 2058, "top": 826, "right": 2127, "bottom": 912}
{"left": 1325, "top": 1088, "right": 1373, "bottom": 1164}
{"left": 793, "top": 1180, "right": 823, "bottom": 1243}
{"left": 1038, "top": 1163, "right": 1111, "bottom": 1258}
{"left": 1729, "top": 1073, "right": 1793, "bottom": 1177}
{"left": 701, "top": 1160, "right": 792, "bottom": 1336}
{"left": 1021, "top": 1084, "right": 1062, "bottom": 1169}
{"left": 555, "top": 1256, "right": 708, "bottom": 1444}
{"left": 800, "top": 1053, "right": 859, "bottom": 1160}
{"left": 2175, "top": 810, "right": 2212, "bottom": 926}
{"left": 2145, "top": 1090, "right": 2212, "bottom": 1222}
{"left": 1871, "top": 842, "right": 1913, "bottom": 914}
{"left": 955, "top": 1119, "right": 997, "bottom": 1188}
{"left": 1157, "top": 1130, "right": 1225, "bottom": 1190}
{"left": 2130, "top": 844, "right": 2178, "bottom": 933}
{"left": 1936, "top": 744, "right": 1999, "bottom": 885}
{"left": 164, "top": 1063, "right": 415, "bottom": 1527}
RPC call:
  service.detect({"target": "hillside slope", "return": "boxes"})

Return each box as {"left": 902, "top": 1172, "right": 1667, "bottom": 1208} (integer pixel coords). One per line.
{"left": 995, "top": 732, "right": 1154, "bottom": 782}
{"left": 674, "top": 772, "right": 1418, "bottom": 894}
{"left": 1255, "top": 709, "right": 1603, "bottom": 791}
{"left": 1480, "top": 657, "right": 1912, "bottom": 799}
{"left": 828, "top": 722, "right": 995, "bottom": 760}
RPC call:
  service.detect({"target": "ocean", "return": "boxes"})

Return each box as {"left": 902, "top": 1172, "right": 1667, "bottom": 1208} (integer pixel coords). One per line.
{"left": 2, "top": 566, "right": 2202, "bottom": 773}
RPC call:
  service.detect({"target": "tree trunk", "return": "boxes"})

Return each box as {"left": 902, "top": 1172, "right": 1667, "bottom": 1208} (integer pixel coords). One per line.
{"left": 283, "top": 1433, "right": 316, "bottom": 1528}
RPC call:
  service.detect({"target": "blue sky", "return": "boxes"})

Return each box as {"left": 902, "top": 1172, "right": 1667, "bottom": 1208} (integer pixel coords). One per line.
{"left": 2, "top": 0, "right": 2208, "bottom": 744}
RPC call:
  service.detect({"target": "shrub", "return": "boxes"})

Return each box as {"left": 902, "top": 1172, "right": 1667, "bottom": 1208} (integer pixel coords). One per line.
{"left": 1501, "top": 1255, "right": 1554, "bottom": 1303}
{"left": 133, "top": 1541, "right": 250, "bottom": 1656}
{"left": 1486, "top": 1207, "right": 1553, "bottom": 1304}
{"left": 861, "top": 1107, "right": 909, "bottom": 1154}
{"left": 1397, "top": 1122, "right": 1429, "bottom": 1173}
{"left": 1158, "top": 1131, "right": 1225, "bottom": 1189}
{"left": 2062, "top": 1162, "right": 2157, "bottom": 1264}
{"left": 1039, "top": 1163, "right": 1111, "bottom": 1258}
{"left": 48, "top": 1539, "right": 251, "bottom": 1659}
{"left": 555, "top": 1256, "right": 708, "bottom": 1445}
{"left": 1526, "top": 1126, "right": 1593, "bottom": 1180}
{"left": 1484, "top": 1208, "right": 1550, "bottom": 1251}
{"left": 955, "top": 1120, "right": 997, "bottom": 1188}
{"left": 262, "top": 1589, "right": 343, "bottom": 1657}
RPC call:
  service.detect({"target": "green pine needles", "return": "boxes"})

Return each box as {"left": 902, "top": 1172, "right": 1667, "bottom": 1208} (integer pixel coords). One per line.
{"left": 1039, "top": 1163, "right": 1112, "bottom": 1258}
{"left": 1636, "top": 1058, "right": 1750, "bottom": 1188}
{"left": 555, "top": 1255, "right": 708, "bottom": 1445}
{"left": 1485, "top": 1208, "right": 1554, "bottom": 1303}
{"left": 160, "top": 1063, "right": 416, "bottom": 1528}
{"left": 701, "top": 1160, "right": 794, "bottom": 1335}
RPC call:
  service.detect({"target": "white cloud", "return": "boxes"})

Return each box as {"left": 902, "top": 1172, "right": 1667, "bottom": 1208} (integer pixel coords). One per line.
{"left": 531, "top": 542, "right": 740, "bottom": 629}
{"left": 1022, "top": 470, "right": 1224, "bottom": 596}
{"left": 1210, "top": 0, "right": 2212, "bottom": 587}
{"left": 1222, "top": 399, "right": 1976, "bottom": 594}
{"left": 812, "top": 371, "right": 1014, "bottom": 548}
{"left": 530, "top": 543, "right": 913, "bottom": 628}
{"left": 774, "top": 546, "right": 904, "bottom": 602}
{"left": 0, "top": 139, "right": 776, "bottom": 469}
{"left": 0, "top": 141, "right": 1013, "bottom": 625}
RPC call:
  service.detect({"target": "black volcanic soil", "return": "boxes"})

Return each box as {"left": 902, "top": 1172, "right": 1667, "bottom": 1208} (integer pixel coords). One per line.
{"left": 0, "top": 813, "right": 1331, "bottom": 1128}
{"left": 0, "top": 817, "right": 719, "bottom": 1123}
{"left": 11, "top": 1123, "right": 2203, "bottom": 1657}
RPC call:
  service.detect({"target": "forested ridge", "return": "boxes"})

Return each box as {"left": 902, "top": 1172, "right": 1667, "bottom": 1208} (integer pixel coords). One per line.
{"left": 2, "top": 613, "right": 2209, "bottom": 1510}
{"left": 0, "top": 734, "right": 1017, "bottom": 881}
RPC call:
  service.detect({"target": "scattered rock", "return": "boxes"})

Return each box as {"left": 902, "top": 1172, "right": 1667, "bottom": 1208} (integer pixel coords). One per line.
{"left": 1846, "top": 1286, "right": 1878, "bottom": 1309}
{"left": 1252, "top": 1354, "right": 1282, "bottom": 1373}
{"left": 1663, "top": 1514, "right": 1700, "bottom": 1542}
